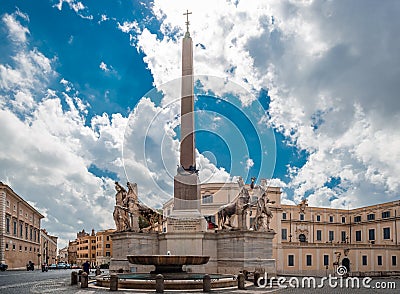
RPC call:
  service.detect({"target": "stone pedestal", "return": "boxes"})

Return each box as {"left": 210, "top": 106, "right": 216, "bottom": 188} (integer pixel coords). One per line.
{"left": 173, "top": 173, "right": 200, "bottom": 211}
{"left": 216, "top": 230, "right": 276, "bottom": 275}
{"left": 110, "top": 231, "right": 158, "bottom": 273}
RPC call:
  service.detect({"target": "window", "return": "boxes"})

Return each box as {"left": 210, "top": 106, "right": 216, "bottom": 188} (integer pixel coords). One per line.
{"left": 299, "top": 234, "right": 307, "bottom": 242}
{"left": 356, "top": 230, "right": 362, "bottom": 241}
{"left": 341, "top": 216, "right": 346, "bottom": 223}
{"left": 25, "top": 226, "right": 28, "bottom": 239}
{"left": 92, "top": 246, "right": 96, "bottom": 250}
{"left": 106, "top": 252, "right": 111, "bottom": 257}
{"left": 13, "top": 220, "right": 17, "bottom": 235}
{"left": 329, "top": 216, "right": 333, "bottom": 223}
{"left": 316, "top": 230, "right": 322, "bottom": 241}
{"left": 106, "top": 244, "right": 111, "bottom": 248}
{"left": 354, "top": 216, "right": 361, "bottom": 222}
{"left": 306, "top": 255, "right": 312, "bottom": 266}
{"left": 13, "top": 204, "right": 16, "bottom": 211}
{"left": 329, "top": 231, "right": 334, "bottom": 241}
{"left": 367, "top": 214, "right": 375, "bottom": 221}
{"left": 5, "top": 243, "right": 8, "bottom": 250}
{"left": 20, "top": 209, "right": 23, "bottom": 215}
{"left": 383, "top": 227, "right": 391, "bottom": 240}
{"left": 6, "top": 217, "right": 10, "bottom": 233}
{"left": 6, "top": 200, "right": 10, "bottom": 207}
{"left": 382, "top": 211, "right": 390, "bottom": 218}
{"left": 368, "top": 229, "right": 375, "bottom": 241}
{"left": 392, "top": 256, "right": 397, "bottom": 266}
{"left": 362, "top": 255, "right": 367, "bottom": 266}
{"left": 300, "top": 214, "right": 304, "bottom": 221}
{"left": 106, "top": 236, "right": 110, "bottom": 241}
{"left": 377, "top": 256, "right": 382, "bottom": 266}
{"left": 19, "top": 245, "right": 22, "bottom": 251}
{"left": 341, "top": 231, "right": 346, "bottom": 242}
{"left": 316, "top": 215, "right": 321, "bottom": 222}
{"left": 323, "top": 255, "right": 329, "bottom": 266}
{"left": 12, "top": 244, "right": 15, "bottom": 250}
{"left": 288, "top": 255, "right": 294, "bottom": 266}
{"left": 19, "top": 222, "right": 23, "bottom": 237}
{"left": 282, "top": 212, "right": 287, "bottom": 220}
{"left": 30, "top": 228, "right": 32, "bottom": 240}
{"left": 282, "top": 229, "right": 287, "bottom": 240}
{"left": 202, "top": 194, "right": 213, "bottom": 204}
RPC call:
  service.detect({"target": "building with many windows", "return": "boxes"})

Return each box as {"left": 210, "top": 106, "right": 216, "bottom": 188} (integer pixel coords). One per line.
{"left": 76, "top": 229, "right": 97, "bottom": 267}
{"left": 163, "top": 181, "right": 400, "bottom": 276}
{"left": 58, "top": 246, "right": 68, "bottom": 263}
{"left": 95, "top": 229, "right": 115, "bottom": 267}
{"left": 69, "top": 228, "right": 115, "bottom": 268}
{"left": 0, "top": 182, "right": 44, "bottom": 269}
{"left": 67, "top": 240, "right": 77, "bottom": 266}
{"left": 40, "top": 229, "right": 58, "bottom": 266}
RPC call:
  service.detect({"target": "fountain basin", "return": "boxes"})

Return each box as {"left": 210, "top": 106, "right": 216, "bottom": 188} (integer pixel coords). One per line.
{"left": 127, "top": 255, "right": 210, "bottom": 273}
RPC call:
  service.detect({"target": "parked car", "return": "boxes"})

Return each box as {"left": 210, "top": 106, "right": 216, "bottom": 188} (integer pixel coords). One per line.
{"left": 0, "top": 263, "right": 8, "bottom": 271}
{"left": 57, "top": 263, "right": 67, "bottom": 269}
{"left": 48, "top": 264, "right": 57, "bottom": 270}
{"left": 65, "top": 263, "right": 71, "bottom": 269}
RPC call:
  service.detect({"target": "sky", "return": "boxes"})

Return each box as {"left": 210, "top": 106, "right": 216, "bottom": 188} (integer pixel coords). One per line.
{"left": 1, "top": 0, "right": 400, "bottom": 250}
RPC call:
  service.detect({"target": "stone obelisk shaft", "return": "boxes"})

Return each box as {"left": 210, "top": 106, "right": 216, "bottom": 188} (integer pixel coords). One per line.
{"left": 172, "top": 28, "right": 201, "bottom": 214}
{"left": 180, "top": 35, "right": 195, "bottom": 170}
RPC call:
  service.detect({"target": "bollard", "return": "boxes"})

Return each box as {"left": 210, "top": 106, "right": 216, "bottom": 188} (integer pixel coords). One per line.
{"left": 78, "top": 270, "right": 83, "bottom": 282}
{"left": 254, "top": 271, "right": 260, "bottom": 286}
{"left": 238, "top": 272, "right": 245, "bottom": 290}
{"left": 110, "top": 274, "right": 119, "bottom": 291}
{"left": 71, "top": 271, "right": 78, "bottom": 285}
{"left": 203, "top": 274, "right": 211, "bottom": 292}
{"left": 81, "top": 272, "right": 88, "bottom": 288}
{"left": 155, "top": 274, "right": 164, "bottom": 293}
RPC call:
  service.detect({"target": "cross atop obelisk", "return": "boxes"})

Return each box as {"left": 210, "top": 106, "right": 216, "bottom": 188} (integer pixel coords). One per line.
{"left": 183, "top": 10, "right": 192, "bottom": 37}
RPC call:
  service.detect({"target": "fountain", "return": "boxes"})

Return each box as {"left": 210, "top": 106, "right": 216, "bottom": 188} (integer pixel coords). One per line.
{"left": 96, "top": 254, "right": 236, "bottom": 290}
{"left": 127, "top": 255, "right": 210, "bottom": 274}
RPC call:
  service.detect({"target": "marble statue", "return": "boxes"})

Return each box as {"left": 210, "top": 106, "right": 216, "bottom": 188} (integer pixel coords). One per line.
{"left": 252, "top": 179, "right": 275, "bottom": 231}
{"left": 113, "top": 181, "right": 162, "bottom": 232}
{"left": 113, "top": 182, "right": 130, "bottom": 232}
{"left": 217, "top": 177, "right": 251, "bottom": 230}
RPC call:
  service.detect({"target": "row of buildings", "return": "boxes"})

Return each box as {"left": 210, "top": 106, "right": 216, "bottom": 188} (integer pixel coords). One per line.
{"left": 0, "top": 182, "right": 58, "bottom": 269}
{"left": 163, "top": 182, "right": 400, "bottom": 276}
{"left": 66, "top": 228, "right": 115, "bottom": 268}
{"left": 0, "top": 182, "right": 114, "bottom": 269}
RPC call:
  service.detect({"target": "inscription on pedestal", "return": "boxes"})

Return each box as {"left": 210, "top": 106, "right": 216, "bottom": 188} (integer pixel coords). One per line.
{"left": 167, "top": 218, "right": 203, "bottom": 232}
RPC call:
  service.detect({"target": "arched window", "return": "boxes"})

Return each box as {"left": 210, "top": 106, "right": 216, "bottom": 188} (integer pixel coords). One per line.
{"left": 299, "top": 234, "right": 307, "bottom": 242}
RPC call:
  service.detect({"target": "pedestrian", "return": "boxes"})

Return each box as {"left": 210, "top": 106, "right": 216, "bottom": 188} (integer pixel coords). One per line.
{"left": 82, "top": 260, "right": 90, "bottom": 275}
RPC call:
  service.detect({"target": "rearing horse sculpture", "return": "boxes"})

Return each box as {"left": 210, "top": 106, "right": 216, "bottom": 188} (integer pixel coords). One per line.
{"left": 217, "top": 177, "right": 251, "bottom": 229}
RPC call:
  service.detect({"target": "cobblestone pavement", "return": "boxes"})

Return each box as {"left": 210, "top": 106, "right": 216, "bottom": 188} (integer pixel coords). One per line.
{"left": 36, "top": 277, "right": 399, "bottom": 294}
{"left": 0, "top": 270, "right": 399, "bottom": 294}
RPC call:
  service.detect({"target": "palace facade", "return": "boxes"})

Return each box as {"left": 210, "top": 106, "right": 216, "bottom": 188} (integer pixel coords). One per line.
{"left": 0, "top": 182, "right": 46, "bottom": 269}
{"left": 163, "top": 181, "right": 400, "bottom": 276}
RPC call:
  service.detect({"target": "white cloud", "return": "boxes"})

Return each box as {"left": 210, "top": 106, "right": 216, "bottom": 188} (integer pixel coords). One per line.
{"left": 245, "top": 158, "right": 254, "bottom": 171}
{"left": 99, "top": 61, "right": 109, "bottom": 72}
{"left": 2, "top": 12, "right": 30, "bottom": 44}
{"left": 135, "top": 0, "right": 400, "bottom": 209}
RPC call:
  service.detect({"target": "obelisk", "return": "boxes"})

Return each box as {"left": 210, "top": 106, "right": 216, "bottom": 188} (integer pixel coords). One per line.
{"left": 171, "top": 10, "right": 203, "bottom": 221}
